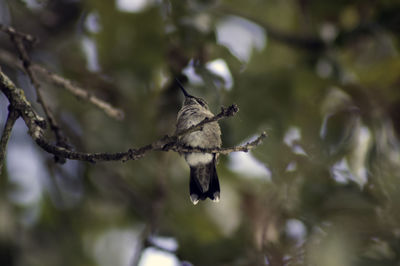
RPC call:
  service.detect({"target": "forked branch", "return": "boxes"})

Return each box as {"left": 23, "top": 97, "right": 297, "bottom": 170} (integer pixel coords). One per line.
{"left": 0, "top": 68, "right": 266, "bottom": 164}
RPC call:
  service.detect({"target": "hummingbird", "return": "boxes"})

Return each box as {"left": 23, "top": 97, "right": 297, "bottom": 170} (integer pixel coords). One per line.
{"left": 175, "top": 80, "right": 222, "bottom": 205}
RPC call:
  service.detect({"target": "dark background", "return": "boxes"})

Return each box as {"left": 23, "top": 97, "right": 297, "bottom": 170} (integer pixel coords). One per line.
{"left": 1, "top": 0, "right": 400, "bottom": 265}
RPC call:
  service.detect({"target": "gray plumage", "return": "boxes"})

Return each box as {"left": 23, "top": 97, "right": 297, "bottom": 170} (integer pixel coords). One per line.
{"left": 175, "top": 81, "right": 222, "bottom": 204}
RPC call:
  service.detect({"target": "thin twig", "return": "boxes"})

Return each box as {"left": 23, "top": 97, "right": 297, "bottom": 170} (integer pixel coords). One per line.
{"left": 0, "top": 107, "right": 19, "bottom": 173}
{"left": 0, "top": 48, "right": 124, "bottom": 120}
{"left": 0, "top": 24, "right": 38, "bottom": 44}
{"left": 4, "top": 26, "right": 70, "bottom": 161}
{"left": 168, "top": 132, "right": 267, "bottom": 155}
{"left": 34, "top": 130, "right": 267, "bottom": 163}
{"left": 38, "top": 66, "right": 125, "bottom": 119}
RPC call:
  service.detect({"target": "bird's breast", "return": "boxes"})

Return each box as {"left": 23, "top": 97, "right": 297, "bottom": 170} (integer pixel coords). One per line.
{"left": 176, "top": 105, "right": 222, "bottom": 148}
{"left": 185, "top": 153, "right": 213, "bottom": 166}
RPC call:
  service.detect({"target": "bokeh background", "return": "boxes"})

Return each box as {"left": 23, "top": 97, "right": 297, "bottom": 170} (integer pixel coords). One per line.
{"left": 1, "top": 0, "right": 400, "bottom": 265}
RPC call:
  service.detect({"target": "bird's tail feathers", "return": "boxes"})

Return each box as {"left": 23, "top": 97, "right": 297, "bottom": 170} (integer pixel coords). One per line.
{"left": 189, "top": 160, "right": 220, "bottom": 204}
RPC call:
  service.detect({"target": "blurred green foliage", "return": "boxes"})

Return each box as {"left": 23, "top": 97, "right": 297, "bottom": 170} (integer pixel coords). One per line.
{"left": 1, "top": 0, "right": 400, "bottom": 265}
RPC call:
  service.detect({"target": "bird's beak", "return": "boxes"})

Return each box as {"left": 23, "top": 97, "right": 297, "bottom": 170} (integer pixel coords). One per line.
{"left": 176, "top": 78, "right": 191, "bottom": 98}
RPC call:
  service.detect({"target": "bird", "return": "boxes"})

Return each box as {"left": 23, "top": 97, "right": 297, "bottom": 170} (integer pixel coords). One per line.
{"left": 175, "top": 79, "right": 222, "bottom": 205}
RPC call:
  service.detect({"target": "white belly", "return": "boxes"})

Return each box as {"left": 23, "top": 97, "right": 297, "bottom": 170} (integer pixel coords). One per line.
{"left": 185, "top": 153, "right": 213, "bottom": 166}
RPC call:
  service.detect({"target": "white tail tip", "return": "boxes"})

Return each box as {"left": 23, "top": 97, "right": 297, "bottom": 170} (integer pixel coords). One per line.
{"left": 212, "top": 193, "right": 220, "bottom": 203}
{"left": 190, "top": 194, "right": 199, "bottom": 205}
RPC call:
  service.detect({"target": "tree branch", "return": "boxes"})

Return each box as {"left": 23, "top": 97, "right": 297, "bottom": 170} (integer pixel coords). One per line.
{"left": 0, "top": 25, "right": 263, "bottom": 163}
{"left": 0, "top": 48, "right": 124, "bottom": 120}
{"left": 34, "top": 104, "right": 261, "bottom": 163}
{"left": 37, "top": 66, "right": 125, "bottom": 120}
{"left": 0, "top": 107, "right": 19, "bottom": 173}
{"left": 168, "top": 132, "right": 267, "bottom": 155}
{"left": 217, "top": 6, "right": 394, "bottom": 53}
{"left": 2, "top": 24, "right": 70, "bottom": 162}
{"left": 1, "top": 68, "right": 266, "bottom": 163}
{"left": 0, "top": 24, "right": 37, "bottom": 44}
